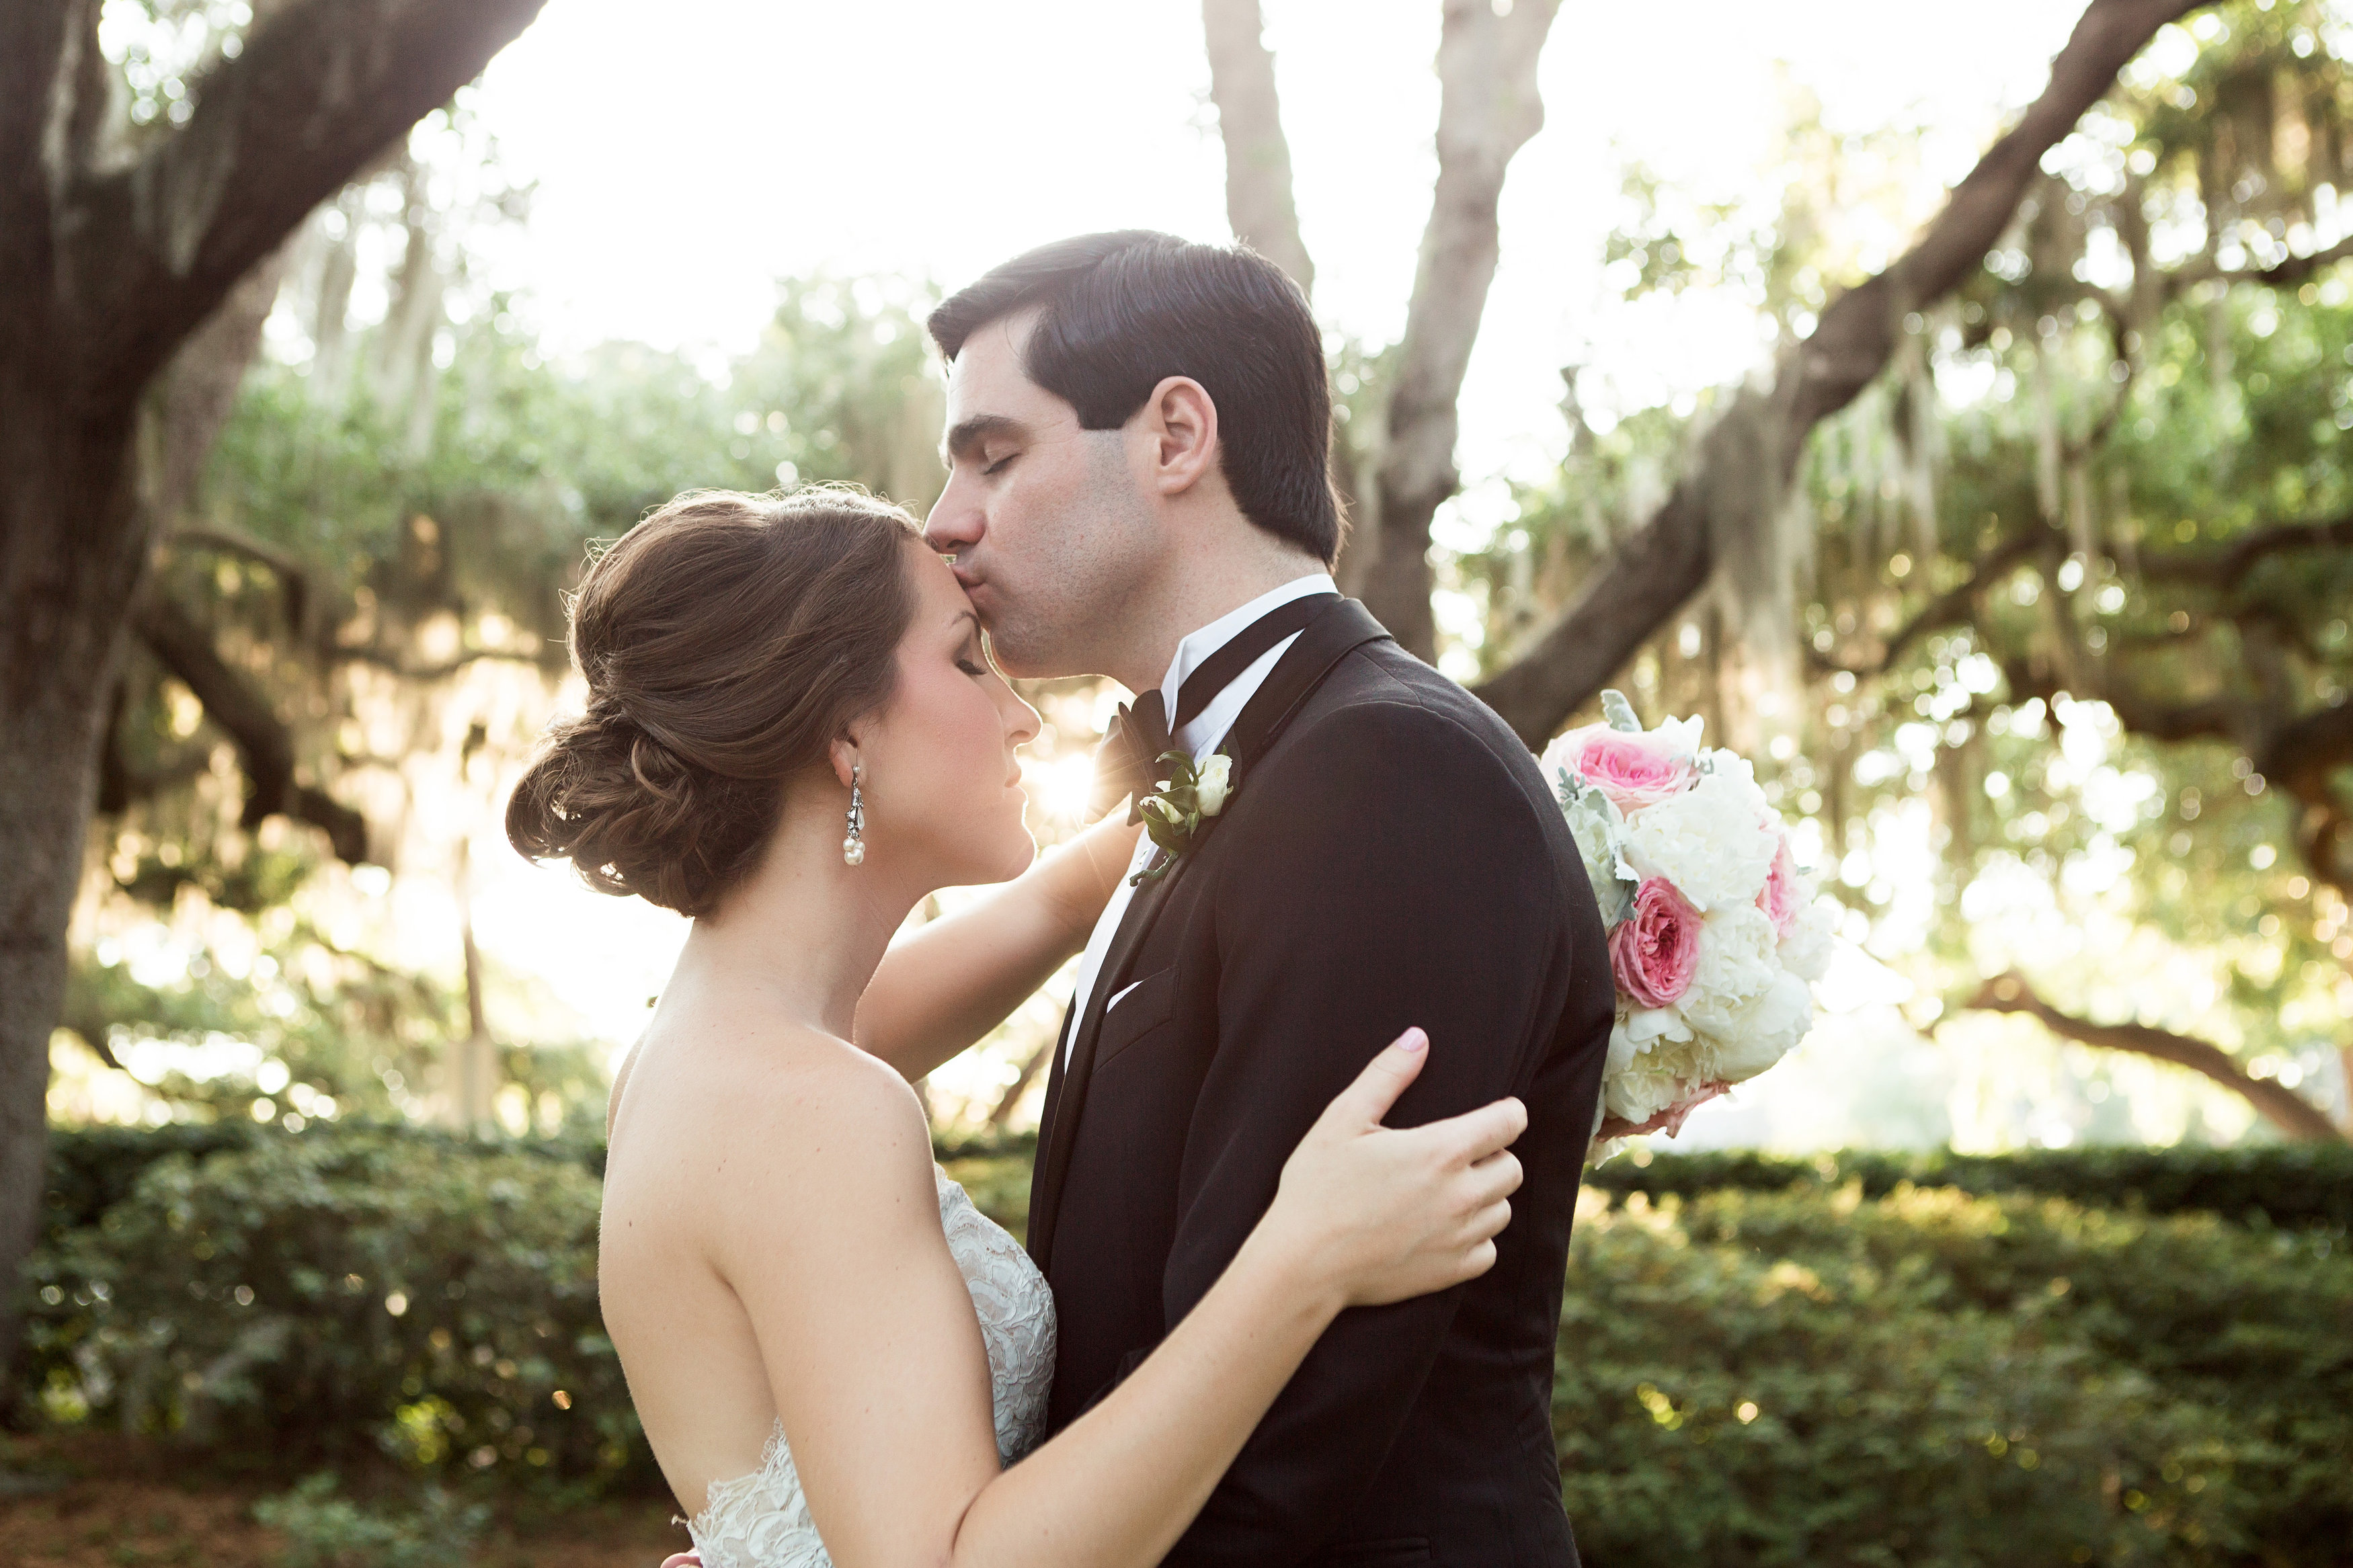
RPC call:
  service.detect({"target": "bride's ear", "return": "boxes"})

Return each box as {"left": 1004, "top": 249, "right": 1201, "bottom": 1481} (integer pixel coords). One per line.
{"left": 827, "top": 735, "right": 862, "bottom": 791}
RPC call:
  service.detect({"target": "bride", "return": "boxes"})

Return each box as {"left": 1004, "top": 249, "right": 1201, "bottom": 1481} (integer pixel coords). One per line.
{"left": 507, "top": 487, "right": 1529, "bottom": 1568}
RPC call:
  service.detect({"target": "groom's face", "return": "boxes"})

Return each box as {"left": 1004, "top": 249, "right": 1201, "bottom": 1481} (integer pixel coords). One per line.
{"left": 926, "top": 311, "right": 1156, "bottom": 682}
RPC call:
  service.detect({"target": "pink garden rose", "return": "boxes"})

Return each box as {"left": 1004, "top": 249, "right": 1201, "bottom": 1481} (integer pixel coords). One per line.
{"left": 1757, "top": 831, "right": 1802, "bottom": 938}
{"left": 1552, "top": 722, "right": 1699, "bottom": 813}
{"left": 1608, "top": 876, "right": 1703, "bottom": 1009}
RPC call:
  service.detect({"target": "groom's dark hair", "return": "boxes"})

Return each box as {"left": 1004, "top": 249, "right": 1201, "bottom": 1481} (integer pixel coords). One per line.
{"left": 928, "top": 231, "right": 1343, "bottom": 564}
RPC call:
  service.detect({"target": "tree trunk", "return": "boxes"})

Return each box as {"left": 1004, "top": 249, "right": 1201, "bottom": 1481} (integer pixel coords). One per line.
{"left": 0, "top": 378, "right": 146, "bottom": 1413}
{"left": 0, "top": 0, "right": 549, "bottom": 1405}
{"left": 990, "top": 1038, "right": 1053, "bottom": 1129}
{"left": 452, "top": 840, "right": 498, "bottom": 1129}
{"left": 1353, "top": 0, "right": 1562, "bottom": 661}
{"left": 1200, "top": 0, "right": 1313, "bottom": 296}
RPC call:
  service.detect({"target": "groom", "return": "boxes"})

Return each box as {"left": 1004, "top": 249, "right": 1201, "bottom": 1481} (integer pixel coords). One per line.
{"left": 925, "top": 232, "right": 1612, "bottom": 1567}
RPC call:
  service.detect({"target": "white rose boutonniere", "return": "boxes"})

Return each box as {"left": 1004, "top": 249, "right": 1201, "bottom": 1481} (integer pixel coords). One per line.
{"left": 1194, "top": 752, "right": 1233, "bottom": 817}
{"left": 1133, "top": 749, "right": 1234, "bottom": 885}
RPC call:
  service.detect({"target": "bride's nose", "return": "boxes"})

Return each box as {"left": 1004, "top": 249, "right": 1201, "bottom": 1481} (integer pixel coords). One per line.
{"left": 1000, "top": 686, "right": 1040, "bottom": 749}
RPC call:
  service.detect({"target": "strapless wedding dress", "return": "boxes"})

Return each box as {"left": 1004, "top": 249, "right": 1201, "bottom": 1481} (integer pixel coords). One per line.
{"left": 686, "top": 1167, "right": 1057, "bottom": 1567}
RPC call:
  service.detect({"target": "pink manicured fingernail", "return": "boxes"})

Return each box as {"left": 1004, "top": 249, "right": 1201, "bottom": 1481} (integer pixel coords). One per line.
{"left": 1397, "top": 1028, "right": 1427, "bottom": 1054}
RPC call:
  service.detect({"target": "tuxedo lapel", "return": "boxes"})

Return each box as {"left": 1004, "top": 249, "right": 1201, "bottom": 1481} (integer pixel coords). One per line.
{"left": 1026, "top": 597, "right": 1394, "bottom": 1272}
{"left": 1224, "top": 597, "right": 1391, "bottom": 779}
{"left": 1033, "top": 1002, "right": 1076, "bottom": 1171}
{"left": 1027, "top": 851, "right": 1189, "bottom": 1270}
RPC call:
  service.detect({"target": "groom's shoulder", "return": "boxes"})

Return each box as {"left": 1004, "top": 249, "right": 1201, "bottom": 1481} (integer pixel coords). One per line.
{"left": 1266, "top": 638, "right": 1559, "bottom": 821}
{"left": 1306, "top": 639, "right": 1544, "bottom": 777}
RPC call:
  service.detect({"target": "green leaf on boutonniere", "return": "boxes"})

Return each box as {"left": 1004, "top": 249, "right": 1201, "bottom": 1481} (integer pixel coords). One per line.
{"left": 1131, "top": 748, "right": 1236, "bottom": 885}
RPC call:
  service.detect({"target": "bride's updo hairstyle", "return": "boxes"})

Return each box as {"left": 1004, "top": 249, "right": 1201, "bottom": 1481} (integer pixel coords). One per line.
{"left": 507, "top": 487, "right": 920, "bottom": 916}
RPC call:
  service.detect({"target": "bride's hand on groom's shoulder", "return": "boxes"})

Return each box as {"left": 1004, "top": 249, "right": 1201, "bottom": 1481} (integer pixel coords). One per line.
{"left": 659, "top": 1554, "right": 701, "bottom": 1567}
{"left": 1255, "top": 1029, "right": 1527, "bottom": 1311}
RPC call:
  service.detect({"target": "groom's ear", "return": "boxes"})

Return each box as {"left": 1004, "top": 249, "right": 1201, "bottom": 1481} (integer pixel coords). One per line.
{"left": 1140, "top": 376, "right": 1221, "bottom": 497}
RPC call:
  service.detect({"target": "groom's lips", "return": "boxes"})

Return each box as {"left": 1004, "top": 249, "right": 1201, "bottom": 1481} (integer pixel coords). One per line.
{"left": 951, "top": 565, "right": 992, "bottom": 610}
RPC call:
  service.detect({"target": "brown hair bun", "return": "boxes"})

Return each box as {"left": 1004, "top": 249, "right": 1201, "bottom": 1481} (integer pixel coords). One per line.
{"left": 507, "top": 487, "right": 919, "bottom": 915}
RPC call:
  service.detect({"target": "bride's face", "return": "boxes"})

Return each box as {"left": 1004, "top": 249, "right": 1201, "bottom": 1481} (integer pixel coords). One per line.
{"left": 853, "top": 544, "right": 1042, "bottom": 888}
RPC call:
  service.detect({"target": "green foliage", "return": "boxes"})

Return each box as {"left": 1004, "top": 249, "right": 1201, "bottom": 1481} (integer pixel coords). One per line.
{"left": 1583, "top": 1143, "right": 2353, "bottom": 1230}
{"left": 934, "top": 1145, "right": 2353, "bottom": 1562}
{"left": 61, "top": 932, "right": 463, "bottom": 1127}
{"left": 36, "top": 1121, "right": 607, "bottom": 1246}
{"left": 74, "top": 268, "right": 954, "bottom": 1145}
{"left": 931, "top": 1126, "right": 1039, "bottom": 1163}
{"left": 936, "top": 1153, "right": 1036, "bottom": 1243}
{"left": 1460, "top": 0, "right": 2353, "bottom": 1145}
{"left": 1558, "top": 1183, "right": 2353, "bottom": 1566}
{"left": 25, "top": 1126, "right": 2352, "bottom": 1561}
{"left": 37, "top": 1120, "right": 262, "bottom": 1247}
{"left": 25, "top": 1131, "right": 643, "bottom": 1491}
{"left": 192, "top": 273, "right": 941, "bottom": 661}
{"left": 253, "top": 1473, "right": 489, "bottom": 1568}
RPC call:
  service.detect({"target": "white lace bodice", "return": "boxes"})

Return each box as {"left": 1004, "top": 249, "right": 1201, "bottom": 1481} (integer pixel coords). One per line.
{"left": 686, "top": 1167, "right": 1055, "bottom": 1568}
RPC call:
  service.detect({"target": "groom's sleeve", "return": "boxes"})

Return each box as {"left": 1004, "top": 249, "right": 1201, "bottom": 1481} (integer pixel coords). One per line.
{"left": 1156, "top": 695, "right": 1565, "bottom": 1565}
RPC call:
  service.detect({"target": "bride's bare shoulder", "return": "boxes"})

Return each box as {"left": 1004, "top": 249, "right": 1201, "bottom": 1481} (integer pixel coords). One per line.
{"left": 613, "top": 1011, "right": 933, "bottom": 1221}
{"left": 720, "top": 1024, "right": 926, "bottom": 1160}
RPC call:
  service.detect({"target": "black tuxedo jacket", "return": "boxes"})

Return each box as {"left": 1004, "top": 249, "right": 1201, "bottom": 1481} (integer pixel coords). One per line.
{"left": 1029, "top": 597, "right": 1613, "bottom": 1568}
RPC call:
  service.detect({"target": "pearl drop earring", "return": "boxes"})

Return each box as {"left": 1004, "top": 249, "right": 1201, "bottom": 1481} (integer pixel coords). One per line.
{"left": 842, "top": 764, "right": 867, "bottom": 866}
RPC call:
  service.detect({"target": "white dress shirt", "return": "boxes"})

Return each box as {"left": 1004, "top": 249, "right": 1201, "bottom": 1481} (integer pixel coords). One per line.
{"left": 1062, "top": 572, "right": 1338, "bottom": 1063}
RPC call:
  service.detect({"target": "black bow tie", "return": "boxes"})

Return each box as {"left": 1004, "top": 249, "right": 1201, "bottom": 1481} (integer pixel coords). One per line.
{"left": 1086, "top": 592, "right": 1339, "bottom": 823}
{"left": 1089, "top": 690, "right": 1173, "bottom": 824}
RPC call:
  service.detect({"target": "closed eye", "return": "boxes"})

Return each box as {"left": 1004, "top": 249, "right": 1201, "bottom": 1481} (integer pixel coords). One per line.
{"left": 957, "top": 657, "right": 988, "bottom": 677}
{"left": 982, "top": 454, "right": 1015, "bottom": 477}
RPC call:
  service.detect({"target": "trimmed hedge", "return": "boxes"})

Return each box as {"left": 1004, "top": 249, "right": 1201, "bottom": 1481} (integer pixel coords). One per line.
{"left": 20, "top": 1125, "right": 2352, "bottom": 1563}
{"left": 1581, "top": 1143, "right": 2353, "bottom": 1231}
{"left": 1558, "top": 1184, "right": 2352, "bottom": 1565}
{"left": 26, "top": 1132, "right": 644, "bottom": 1490}
{"left": 46, "top": 1126, "right": 2352, "bottom": 1248}
{"left": 37, "top": 1121, "right": 607, "bottom": 1245}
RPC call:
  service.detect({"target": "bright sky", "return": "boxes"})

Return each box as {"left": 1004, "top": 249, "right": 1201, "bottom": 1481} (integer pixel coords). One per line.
{"left": 453, "top": 0, "right": 2107, "bottom": 1130}
{"left": 471, "top": 0, "right": 2080, "bottom": 487}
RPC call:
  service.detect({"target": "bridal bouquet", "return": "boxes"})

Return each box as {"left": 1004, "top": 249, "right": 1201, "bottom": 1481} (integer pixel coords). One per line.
{"left": 1543, "top": 692, "right": 1835, "bottom": 1152}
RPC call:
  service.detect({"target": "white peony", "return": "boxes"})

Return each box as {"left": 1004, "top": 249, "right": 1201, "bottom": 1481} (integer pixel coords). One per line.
{"left": 1777, "top": 895, "right": 1837, "bottom": 983}
{"left": 1603, "top": 1007, "right": 1702, "bottom": 1122}
{"left": 1704, "top": 969, "right": 1813, "bottom": 1081}
{"left": 1675, "top": 903, "right": 1782, "bottom": 1036}
{"left": 1620, "top": 765, "right": 1780, "bottom": 912}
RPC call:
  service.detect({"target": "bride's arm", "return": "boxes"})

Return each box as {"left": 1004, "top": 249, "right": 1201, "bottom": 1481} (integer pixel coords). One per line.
{"left": 719, "top": 1032, "right": 1521, "bottom": 1568}
{"left": 852, "top": 815, "right": 1139, "bottom": 1081}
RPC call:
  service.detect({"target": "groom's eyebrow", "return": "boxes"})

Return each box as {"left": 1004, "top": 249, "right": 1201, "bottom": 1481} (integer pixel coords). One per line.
{"left": 942, "top": 414, "right": 1027, "bottom": 465}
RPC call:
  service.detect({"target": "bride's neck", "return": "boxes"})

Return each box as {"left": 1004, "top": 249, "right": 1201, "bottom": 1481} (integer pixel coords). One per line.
{"left": 670, "top": 793, "right": 921, "bottom": 1041}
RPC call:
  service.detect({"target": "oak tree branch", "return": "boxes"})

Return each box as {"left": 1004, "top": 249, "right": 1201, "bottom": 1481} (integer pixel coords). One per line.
{"left": 1473, "top": 0, "right": 2209, "bottom": 745}
{"left": 1964, "top": 970, "right": 2344, "bottom": 1141}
